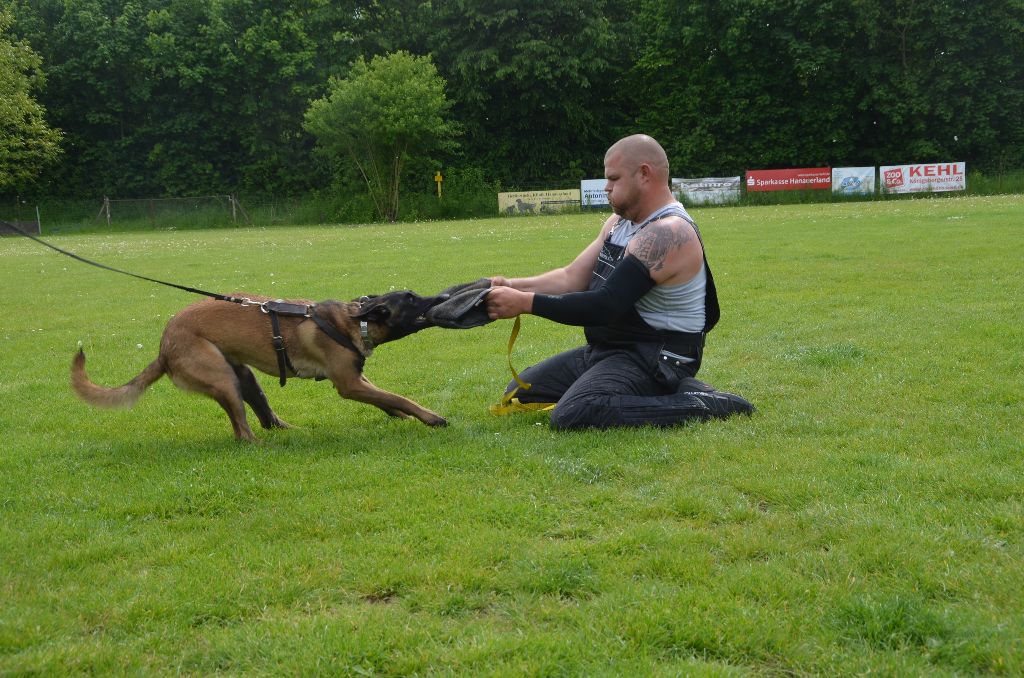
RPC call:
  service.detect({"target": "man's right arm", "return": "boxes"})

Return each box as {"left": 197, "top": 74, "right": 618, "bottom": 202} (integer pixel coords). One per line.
{"left": 492, "top": 214, "right": 617, "bottom": 294}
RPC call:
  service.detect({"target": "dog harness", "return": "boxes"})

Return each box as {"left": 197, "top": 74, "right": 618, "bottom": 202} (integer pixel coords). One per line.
{"left": 257, "top": 300, "right": 367, "bottom": 387}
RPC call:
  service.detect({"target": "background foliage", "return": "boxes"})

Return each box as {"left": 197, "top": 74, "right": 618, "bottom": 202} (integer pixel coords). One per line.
{"left": 2, "top": 0, "right": 1022, "bottom": 202}
{"left": 0, "top": 9, "right": 62, "bottom": 191}
{"left": 304, "top": 51, "right": 458, "bottom": 222}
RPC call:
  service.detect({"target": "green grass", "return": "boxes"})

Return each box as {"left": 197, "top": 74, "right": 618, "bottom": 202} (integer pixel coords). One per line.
{"left": 1, "top": 195, "right": 1022, "bottom": 675}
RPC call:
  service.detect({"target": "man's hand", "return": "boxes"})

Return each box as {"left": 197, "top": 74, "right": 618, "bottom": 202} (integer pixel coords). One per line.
{"left": 486, "top": 286, "right": 534, "bottom": 319}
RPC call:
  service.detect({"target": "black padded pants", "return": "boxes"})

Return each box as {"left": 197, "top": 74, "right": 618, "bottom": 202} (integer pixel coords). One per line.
{"left": 508, "top": 342, "right": 723, "bottom": 430}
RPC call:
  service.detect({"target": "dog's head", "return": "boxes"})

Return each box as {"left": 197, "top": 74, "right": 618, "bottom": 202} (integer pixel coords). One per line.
{"left": 352, "top": 289, "right": 449, "bottom": 344}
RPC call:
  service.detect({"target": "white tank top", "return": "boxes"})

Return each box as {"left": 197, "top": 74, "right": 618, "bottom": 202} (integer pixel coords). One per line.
{"left": 609, "top": 202, "right": 707, "bottom": 333}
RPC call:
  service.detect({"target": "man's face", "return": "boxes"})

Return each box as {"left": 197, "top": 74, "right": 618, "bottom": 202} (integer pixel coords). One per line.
{"left": 604, "top": 151, "right": 641, "bottom": 220}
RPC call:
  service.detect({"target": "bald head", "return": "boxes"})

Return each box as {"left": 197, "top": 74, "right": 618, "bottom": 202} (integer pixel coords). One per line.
{"left": 605, "top": 134, "right": 670, "bottom": 179}
{"left": 602, "top": 134, "right": 676, "bottom": 221}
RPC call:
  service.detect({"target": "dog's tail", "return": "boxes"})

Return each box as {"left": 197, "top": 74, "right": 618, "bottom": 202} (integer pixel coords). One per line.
{"left": 71, "top": 349, "right": 166, "bottom": 409}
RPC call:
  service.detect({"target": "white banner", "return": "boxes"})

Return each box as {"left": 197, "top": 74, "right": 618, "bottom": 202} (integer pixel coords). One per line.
{"left": 580, "top": 179, "right": 609, "bottom": 207}
{"left": 832, "top": 167, "right": 876, "bottom": 195}
{"left": 499, "top": 189, "right": 580, "bottom": 215}
{"left": 672, "top": 177, "right": 742, "bottom": 205}
{"left": 880, "top": 162, "right": 966, "bottom": 194}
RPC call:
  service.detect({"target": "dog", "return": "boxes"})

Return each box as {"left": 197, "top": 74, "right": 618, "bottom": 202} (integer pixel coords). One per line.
{"left": 515, "top": 198, "right": 536, "bottom": 214}
{"left": 71, "top": 290, "right": 449, "bottom": 441}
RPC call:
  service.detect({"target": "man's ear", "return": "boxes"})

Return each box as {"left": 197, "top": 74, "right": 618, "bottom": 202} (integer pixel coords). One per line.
{"left": 354, "top": 301, "right": 391, "bottom": 322}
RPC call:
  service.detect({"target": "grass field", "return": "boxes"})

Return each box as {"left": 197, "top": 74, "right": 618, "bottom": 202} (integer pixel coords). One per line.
{"left": 1, "top": 195, "right": 1021, "bottom": 675}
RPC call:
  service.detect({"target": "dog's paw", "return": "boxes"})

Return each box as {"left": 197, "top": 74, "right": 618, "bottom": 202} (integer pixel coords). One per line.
{"left": 425, "top": 414, "right": 448, "bottom": 427}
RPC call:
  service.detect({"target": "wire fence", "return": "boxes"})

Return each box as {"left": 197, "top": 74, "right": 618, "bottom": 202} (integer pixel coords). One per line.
{"left": 1, "top": 196, "right": 338, "bottom": 235}
{"left": 3, "top": 169, "right": 1023, "bottom": 236}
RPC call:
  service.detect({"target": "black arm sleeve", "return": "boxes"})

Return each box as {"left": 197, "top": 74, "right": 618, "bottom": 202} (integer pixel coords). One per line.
{"left": 531, "top": 254, "right": 654, "bottom": 326}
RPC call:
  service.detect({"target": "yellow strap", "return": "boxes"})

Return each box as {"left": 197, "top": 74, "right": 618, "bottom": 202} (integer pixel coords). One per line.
{"left": 506, "top": 316, "right": 530, "bottom": 391}
{"left": 488, "top": 316, "right": 556, "bottom": 416}
{"left": 489, "top": 397, "right": 556, "bottom": 416}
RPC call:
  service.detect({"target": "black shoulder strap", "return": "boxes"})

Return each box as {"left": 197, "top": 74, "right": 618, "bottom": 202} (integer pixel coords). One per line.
{"left": 266, "top": 310, "right": 297, "bottom": 386}
{"left": 657, "top": 208, "right": 721, "bottom": 333}
{"left": 310, "top": 305, "right": 366, "bottom": 372}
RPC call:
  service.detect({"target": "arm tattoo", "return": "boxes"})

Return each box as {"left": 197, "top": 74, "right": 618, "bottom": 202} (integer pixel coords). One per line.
{"left": 629, "top": 223, "right": 694, "bottom": 272}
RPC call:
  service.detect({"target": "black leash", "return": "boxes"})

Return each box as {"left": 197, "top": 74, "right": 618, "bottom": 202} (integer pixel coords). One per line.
{"left": 1, "top": 219, "right": 242, "bottom": 303}
{"left": 2, "top": 219, "right": 364, "bottom": 386}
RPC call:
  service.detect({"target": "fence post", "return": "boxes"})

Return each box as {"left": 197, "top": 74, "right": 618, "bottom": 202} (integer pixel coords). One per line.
{"left": 97, "top": 196, "right": 112, "bottom": 226}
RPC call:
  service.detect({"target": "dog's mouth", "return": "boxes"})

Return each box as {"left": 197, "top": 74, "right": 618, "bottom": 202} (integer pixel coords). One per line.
{"left": 414, "top": 293, "right": 450, "bottom": 327}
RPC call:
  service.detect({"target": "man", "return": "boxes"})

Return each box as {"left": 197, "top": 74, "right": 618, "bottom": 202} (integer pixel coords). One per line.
{"left": 485, "top": 134, "right": 754, "bottom": 429}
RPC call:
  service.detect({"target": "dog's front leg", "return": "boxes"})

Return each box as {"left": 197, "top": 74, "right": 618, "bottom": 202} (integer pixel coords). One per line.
{"left": 331, "top": 373, "right": 447, "bottom": 427}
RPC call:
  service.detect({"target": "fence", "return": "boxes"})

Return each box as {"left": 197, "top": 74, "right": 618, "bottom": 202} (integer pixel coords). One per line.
{"left": 1, "top": 196, "right": 297, "bottom": 234}
{"left": 4, "top": 168, "right": 1023, "bottom": 235}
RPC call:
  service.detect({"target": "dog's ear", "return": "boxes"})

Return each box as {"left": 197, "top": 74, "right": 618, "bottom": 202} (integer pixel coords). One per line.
{"left": 354, "top": 300, "right": 391, "bottom": 322}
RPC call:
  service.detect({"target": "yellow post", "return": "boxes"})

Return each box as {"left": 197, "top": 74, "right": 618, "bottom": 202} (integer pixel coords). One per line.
{"left": 434, "top": 171, "right": 443, "bottom": 199}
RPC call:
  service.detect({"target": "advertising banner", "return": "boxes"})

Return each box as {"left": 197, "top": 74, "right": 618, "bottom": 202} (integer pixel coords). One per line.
{"left": 832, "top": 167, "right": 876, "bottom": 195}
{"left": 880, "top": 162, "right": 966, "bottom": 194}
{"left": 499, "top": 189, "right": 581, "bottom": 215}
{"left": 672, "top": 177, "right": 742, "bottom": 205}
{"left": 580, "top": 179, "right": 609, "bottom": 207}
{"left": 746, "top": 167, "right": 831, "bottom": 192}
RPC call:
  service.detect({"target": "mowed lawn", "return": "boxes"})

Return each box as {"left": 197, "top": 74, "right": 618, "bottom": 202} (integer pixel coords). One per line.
{"left": 1, "top": 195, "right": 1021, "bottom": 676}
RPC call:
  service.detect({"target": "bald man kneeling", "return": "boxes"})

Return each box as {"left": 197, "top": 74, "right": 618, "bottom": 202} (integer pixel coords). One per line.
{"left": 485, "top": 134, "right": 754, "bottom": 429}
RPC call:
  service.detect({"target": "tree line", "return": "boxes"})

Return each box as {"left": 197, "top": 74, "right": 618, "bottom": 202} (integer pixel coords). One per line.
{"left": 3, "top": 0, "right": 1022, "bottom": 202}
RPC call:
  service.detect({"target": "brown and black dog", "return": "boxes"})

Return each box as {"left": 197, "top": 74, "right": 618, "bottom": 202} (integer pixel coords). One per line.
{"left": 71, "top": 290, "right": 448, "bottom": 441}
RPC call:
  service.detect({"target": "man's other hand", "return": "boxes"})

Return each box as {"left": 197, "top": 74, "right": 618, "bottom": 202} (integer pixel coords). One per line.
{"left": 486, "top": 286, "right": 534, "bottom": 319}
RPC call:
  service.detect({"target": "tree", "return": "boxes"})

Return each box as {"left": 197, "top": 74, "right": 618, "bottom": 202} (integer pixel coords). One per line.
{"left": 7, "top": 0, "right": 362, "bottom": 197}
{"left": 304, "top": 51, "right": 459, "bottom": 222}
{"left": 849, "top": 0, "right": 1024, "bottom": 170}
{"left": 5, "top": 0, "right": 156, "bottom": 195}
{"left": 629, "top": 0, "right": 867, "bottom": 173}
{"left": 140, "top": 0, "right": 338, "bottom": 195}
{"left": 0, "top": 9, "right": 62, "bottom": 192}
{"left": 423, "top": 0, "right": 631, "bottom": 184}
{"left": 628, "top": 0, "right": 1024, "bottom": 174}
{"left": 5, "top": 0, "right": 1022, "bottom": 197}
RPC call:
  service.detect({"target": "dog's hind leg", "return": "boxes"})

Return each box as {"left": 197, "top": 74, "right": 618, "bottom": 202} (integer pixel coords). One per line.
{"left": 211, "top": 389, "right": 257, "bottom": 441}
{"left": 231, "top": 363, "right": 291, "bottom": 430}
{"left": 165, "top": 341, "right": 258, "bottom": 441}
